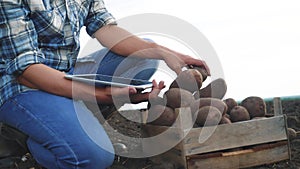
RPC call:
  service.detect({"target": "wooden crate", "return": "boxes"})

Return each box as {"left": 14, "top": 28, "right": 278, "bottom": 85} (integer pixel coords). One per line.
{"left": 142, "top": 98, "right": 291, "bottom": 169}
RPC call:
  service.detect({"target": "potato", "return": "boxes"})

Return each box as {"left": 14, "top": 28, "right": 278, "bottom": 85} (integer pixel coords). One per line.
{"left": 229, "top": 106, "right": 250, "bottom": 122}
{"left": 287, "top": 128, "right": 298, "bottom": 139}
{"left": 191, "top": 98, "right": 228, "bottom": 116}
{"left": 219, "top": 116, "right": 232, "bottom": 125}
{"left": 224, "top": 113, "right": 230, "bottom": 119}
{"left": 223, "top": 98, "right": 238, "bottom": 115}
{"left": 190, "top": 65, "right": 209, "bottom": 81}
{"left": 196, "top": 106, "right": 222, "bottom": 127}
{"left": 240, "top": 96, "right": 266, "bottom": 118}
{"left": 148, "top": 105, "right": 176, "bottom": 126}
{"left": 163, "top": 88, "right": 195, "bottom": 109}
{"left": 194, "top": 78, "right": 227, "bottom": 99}
{"left": 169, "top": 69, "right": 203, "bottom": 93}
{"left": 147, "top": 96, "right": 165, "bottom": 109}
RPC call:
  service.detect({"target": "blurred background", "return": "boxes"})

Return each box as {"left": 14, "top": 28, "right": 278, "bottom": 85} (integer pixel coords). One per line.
{"left": 79, "top": 0, "right": 300, "bottom": 102}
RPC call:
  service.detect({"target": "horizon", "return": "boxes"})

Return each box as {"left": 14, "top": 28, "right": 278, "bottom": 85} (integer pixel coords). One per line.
{"left": 79, "top": 0, "right": 300, "bottom": 104}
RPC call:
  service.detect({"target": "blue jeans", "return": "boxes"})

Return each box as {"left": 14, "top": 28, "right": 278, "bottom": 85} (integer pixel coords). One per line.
{"left": 0, "top": 49, "right": 159, "bottom": 169}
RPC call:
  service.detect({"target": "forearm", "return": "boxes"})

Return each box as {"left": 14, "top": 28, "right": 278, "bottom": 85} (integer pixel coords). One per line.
{"left": 94, "top": 25, "right": 209, "bottom": 74}
{"left": 94, "top": 25, "right": 168, "bottom": 60}
{"left": 18, "top": 64, "right": 114, "bottom": 103}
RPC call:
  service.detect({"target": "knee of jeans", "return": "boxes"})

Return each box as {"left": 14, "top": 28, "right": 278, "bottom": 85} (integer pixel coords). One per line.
{"left": 28, "top": 138, "right": 115, "bottom": 169}
{"left": 146, "top": 59, "right": 159, "bottom": 69}
{"left": 63, "top": 144, "right": 115, "bottom": 169}
{"left": 86, "top": 147, "right": 115, "bottom": 168}
{"left": 134, "top": 59, "right": 159, "bottom": 80}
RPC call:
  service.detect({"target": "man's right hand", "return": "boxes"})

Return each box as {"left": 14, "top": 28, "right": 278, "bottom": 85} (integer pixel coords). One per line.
{"left": 104, "top": 80, "right": 165, "bottom": 105}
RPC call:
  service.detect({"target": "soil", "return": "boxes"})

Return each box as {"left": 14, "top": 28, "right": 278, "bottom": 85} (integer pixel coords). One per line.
{"left": 106, "top": 97, "right": 300, "bottom": 169}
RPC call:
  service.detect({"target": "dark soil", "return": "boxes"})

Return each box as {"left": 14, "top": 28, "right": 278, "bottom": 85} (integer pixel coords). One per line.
{"left": 106, "top": 97, "right": 300, "bottom": 169}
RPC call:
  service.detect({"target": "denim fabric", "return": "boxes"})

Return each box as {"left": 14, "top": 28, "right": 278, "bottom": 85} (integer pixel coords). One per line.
{"left": 0, "top": 49, "right": 159, "bottom": 168}
{"left": 75, "top": 48, "right": 159, "bottom": 80}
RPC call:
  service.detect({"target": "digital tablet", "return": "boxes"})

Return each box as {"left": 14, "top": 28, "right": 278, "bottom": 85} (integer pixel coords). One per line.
{"left": 64, "top": 74, "right": 153, "bottom": 90}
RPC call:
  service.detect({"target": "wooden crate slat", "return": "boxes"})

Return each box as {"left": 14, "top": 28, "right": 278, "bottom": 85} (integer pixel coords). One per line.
{"left": 142, "top": 98, "right": 291, "bottom": 169}
{"left": 183, "top": 116, "right": 287, "bottom": 155}
{"left": 142, "top": 125, "right": 184, "bottom": 155}
{"left": 187, "top": 141, "right": 289, "bottom": 169}
{"left": 142, "top": 107, "right": 195, "bottom": 153}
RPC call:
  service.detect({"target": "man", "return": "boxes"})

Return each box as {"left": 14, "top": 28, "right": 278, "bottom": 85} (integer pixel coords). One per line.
{"left": 0, "top": 0, "right": 209, "bottom": 168}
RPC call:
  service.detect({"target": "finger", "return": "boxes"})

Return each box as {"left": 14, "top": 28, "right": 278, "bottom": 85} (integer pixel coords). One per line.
{"left": 187, "top": 58, "right": 211, "bottom": 76}
{"left": 201, "top": 61, "right": 211, "bottom": 76}
{"left": 152, "top": 79, "right": 158, "bottom": 88}
{"left": 129, "top": 80, "right": 165, "bottom": 104}
{"left": 149, "top": 80, "right": 164, "bottom": 100}
{"left": 152, "top": 80, "right": 165, "bottom": 90}
{"left": 158, "top": 81, "right": 165, "bottom": 89}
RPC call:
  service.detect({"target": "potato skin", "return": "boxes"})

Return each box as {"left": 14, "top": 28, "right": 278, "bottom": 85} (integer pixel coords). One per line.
{"left": 219, "top": 116, "right": 232, "bottom": 125}
{"left": 169, "top": 69, "right": 203, "bottom": 93}
{"left": 164, "top": 88, "right": 195, "bottom": 109}
{"left": 147, "top": 96, "right": 165, "bottom": 109}
{"left": 191, "top": 98, "right": 228, "bottom": 116}
{"left": 229, "top": 106, "right": 250, "bottom": 122}
{"left": 194, "top": 78, "right": 227, "bottom": 99}
{"left": 191, "top": 65, "right": 208, "bottom": 81}
{"left": 196, "top": 106, "right": 222, "bottom": 127}
{"left": 223, "top": 98, "right": 238, "bottom": 115}
{"left": 148, "top": 105, "right": 176, "bottom": 126}
{"left": 240, "top": 96, "right": 266, "bottom": 118}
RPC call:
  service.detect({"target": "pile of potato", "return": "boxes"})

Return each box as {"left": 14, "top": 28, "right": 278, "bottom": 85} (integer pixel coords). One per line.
{"left": 147, "top": 66, "right": 268, "bottom": 127}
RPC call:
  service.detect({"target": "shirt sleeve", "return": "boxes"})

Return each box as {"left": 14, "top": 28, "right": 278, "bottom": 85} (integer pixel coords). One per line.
{"left": 0, "top": 0, "right": 45, "bottom": 76}
{"left": 85, "top": 0, "right": 117, "bottom": 37}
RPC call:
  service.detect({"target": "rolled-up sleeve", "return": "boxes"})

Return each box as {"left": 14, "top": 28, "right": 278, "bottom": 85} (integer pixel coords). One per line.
{"left": 0, "top": 0, "right": 45, "bottom": 76}
{"left": 85, "top": 0, "right": 117, "bottom": 37}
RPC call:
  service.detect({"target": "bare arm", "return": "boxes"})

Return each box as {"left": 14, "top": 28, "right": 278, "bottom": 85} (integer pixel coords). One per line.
{"left": 18, "top": 63, "right": 165, "bottom": 104}
{"left": 9, "top": 1, "right": 164, "bottom": 105}
{"left": 94, "top": 25, "right": 210, "bottom": 75}
{"left": 18, "top": 64, "right": 140, "bottom": 104}
{"left": 19, "top": 25, "right": 207, "bottom": 103}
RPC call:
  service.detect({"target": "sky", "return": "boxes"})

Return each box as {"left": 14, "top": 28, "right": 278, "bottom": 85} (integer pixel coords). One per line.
{"left": 79, "top": 0, "right": 300, "bottom": 101}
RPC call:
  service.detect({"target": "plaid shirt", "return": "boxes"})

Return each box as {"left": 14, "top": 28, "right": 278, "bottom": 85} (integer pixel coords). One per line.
{"left": 0, "top": 0, "right": 116, "bottom": 106}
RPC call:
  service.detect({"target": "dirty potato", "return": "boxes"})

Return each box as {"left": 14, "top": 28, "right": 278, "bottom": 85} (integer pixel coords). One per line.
{"left": 196, "top": 106, "right": 222, "bottom": 127}
{"left": 229, "top": 106, "right": 250, "bottom": 122}
{"left": 190, "top": 65, "right": 209, "bottom": 81}
{"left": 240, "top": 96, "right": 266, "bottom": 118}
{"left": 194, "top": 78, "right": 227, "bottom": 99}
{"left": 147, "top": 96, "right": 165, "bottom": 109}
{"left": 169, "top": 69, "right": 203, "bottom": 93}
{"left": 191, "top": 98, "right": 228, "bottom": 116}
{"left": 219, "top": 116, "right": 232, "bottom": 125}
{"left": 223, "top": 98, "right": 238, "bottom": 115}
{"left": 148, "top": 105, "right": 176, "bottom": 126}
{"left": 163, "top": 88, "right": 195, "bottom": 109}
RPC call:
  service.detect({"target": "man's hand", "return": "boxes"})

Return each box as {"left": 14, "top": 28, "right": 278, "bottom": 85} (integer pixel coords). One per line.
{"left": 94, "top": 25, "right": 211, "bottom": 76}
{"left": 127, "top": 80, "right": 165, "bottom": 104}
{"left": 100, "top": 80, "right": 164, "bottom": 106}
{"left": 158, "top": 45, "right": 211, "bottom": 75}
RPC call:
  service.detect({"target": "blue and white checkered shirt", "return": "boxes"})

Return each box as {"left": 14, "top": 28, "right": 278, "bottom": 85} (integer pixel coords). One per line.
{"left": 0, "top": 0, "right": 117, "bottom": 106}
